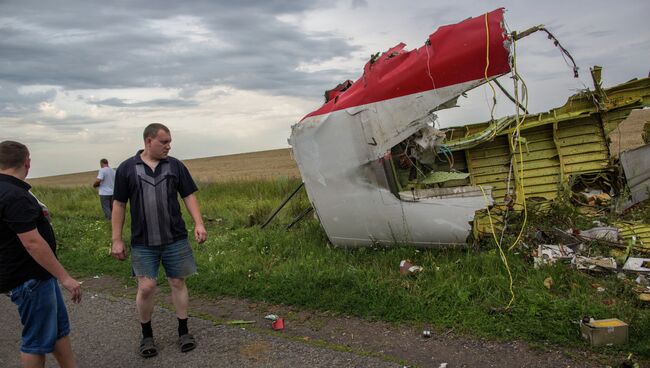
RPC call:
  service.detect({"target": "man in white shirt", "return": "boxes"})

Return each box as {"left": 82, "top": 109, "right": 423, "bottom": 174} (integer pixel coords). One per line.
{"left": 93, "top": 158, "right": 115, "bottom": 220}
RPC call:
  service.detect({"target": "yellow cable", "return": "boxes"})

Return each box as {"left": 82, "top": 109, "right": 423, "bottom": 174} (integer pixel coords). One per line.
{"left": 484, "top": 13, "right": 498, "bottom": 139}
{"left": 482, "top": 13, "right": 514, "bottom": 309}
{"left": 479, "top": 185, "right": 515, "bottom": 309}
{"left": 508, "top": 32, "right": 528, "bottom": 251}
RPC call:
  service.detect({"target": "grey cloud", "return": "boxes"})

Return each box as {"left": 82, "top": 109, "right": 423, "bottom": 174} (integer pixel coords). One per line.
{"left": 19, "top": 114, "right": 110, "bottom": 128}
{"left": 90, "top": 97, "right": 198, "bottom": 108}
{"left": 0, "top": 0, "right": 358, "bottom": 99}
{"left": 0, "top": 82, "right": 57, "bottom": 117}
{"left": 351, "top": 0, "right": 368, "bottom": 9}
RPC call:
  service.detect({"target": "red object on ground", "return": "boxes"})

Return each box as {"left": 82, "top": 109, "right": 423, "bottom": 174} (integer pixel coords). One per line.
{"left": 272, "top": 317, "right": 284, "bottom": 331}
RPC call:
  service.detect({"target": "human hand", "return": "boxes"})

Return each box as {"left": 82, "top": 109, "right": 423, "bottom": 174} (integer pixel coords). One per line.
{"left": 111, "top": 239, "right": 127, "bottom": 261}
{"left": 194, "top": 224, "right": 207, "bottom": 244}
{"left": 61, "top": 276, "right": 82, "bottom": 303}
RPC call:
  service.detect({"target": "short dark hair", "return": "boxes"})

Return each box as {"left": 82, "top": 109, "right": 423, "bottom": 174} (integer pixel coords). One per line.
{"left": 100, "top": 158, "right": 108, "bottom": 165}
{"left": 0, "top": 141, "right": 29, "bottom": 170}
{"left": 143, "top": 123, "right": 170, "bottom": 140}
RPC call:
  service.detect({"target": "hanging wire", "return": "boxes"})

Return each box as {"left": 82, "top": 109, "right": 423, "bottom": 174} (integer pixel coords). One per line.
{"left": 482, "top": 12, "right": 515, "bottom": 309}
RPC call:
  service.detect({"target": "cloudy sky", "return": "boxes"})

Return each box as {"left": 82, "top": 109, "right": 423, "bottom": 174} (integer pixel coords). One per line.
{"left": 1, "top": 0, "right": 648, "bottom": 177}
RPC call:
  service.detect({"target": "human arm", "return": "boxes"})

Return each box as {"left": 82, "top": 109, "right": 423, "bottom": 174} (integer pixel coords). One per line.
{"left": 182, "top": 194, "right": 207, "bottom": 244}
{"left": 17, "top": 230, "right": 82, "bottom": 303}
{"left": 93, "top": 170, "right": 104, "bottom": 188}
{"left": 110, "top": 200, "right": 127, "bottom": 260}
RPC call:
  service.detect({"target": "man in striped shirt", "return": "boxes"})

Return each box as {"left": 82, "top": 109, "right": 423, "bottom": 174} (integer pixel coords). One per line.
{"left": 111, "top": 123, "right": 207, "bottom": 358}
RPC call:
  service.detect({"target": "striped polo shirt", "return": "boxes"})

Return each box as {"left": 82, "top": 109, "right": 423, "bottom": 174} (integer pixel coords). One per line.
{"left": 113, "top": 150, "right": 198, "bottom": 247}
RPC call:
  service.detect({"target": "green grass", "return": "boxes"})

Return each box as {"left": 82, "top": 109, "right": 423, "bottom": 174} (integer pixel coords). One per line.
{"left": 33, "top": 179, "right": 650, "bottom": 358}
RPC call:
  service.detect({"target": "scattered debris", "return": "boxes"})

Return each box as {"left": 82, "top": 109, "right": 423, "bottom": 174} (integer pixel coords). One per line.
{"left": 622, "top": 258, "right": 650, "bottom": 273}
{"left": 590, "top": 283, "right": 606, "bottom": 293}
{"left": 579, "top": 318, "right": 628, "bottom": 346}
{"left": 543, "top": 277, "right": 553, "bottom": 290}
{"left": 225, "top": 320, "right": 256, "bottom": 325}
{"left": 575, "top": 257, "right": 617, "bottom": 273}
{"left": 288, "top": 4, "right": 650, "bottom": 248}
{"left": 533, "top": 244, "right": 575, "bottom": 268}
{"left": 618, "top": 143, "right": 650, "bottom": 211}
{"left": 571, "top": 227, "right": 619, "bottom": 243}
{"left": 578, "top": 189, "right": 611, "bottom": 207}
{"left": 400, "top": 260, "right": 423, "bottom": 275}
{"left": 422, "top": 330, "right": 431, "bottom": 338}
{"left": 265, "top": 314, "right": 284, "bottom": 331}
{"left": 271, "top": 318, "right": 284, "bottom": 331}
{"left": 621, "top": 353, "right": 641, "bottom": 368}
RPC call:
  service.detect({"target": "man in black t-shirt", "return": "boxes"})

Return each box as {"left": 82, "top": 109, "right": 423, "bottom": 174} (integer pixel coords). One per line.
{"left": 0, "top": 140, "right": 82, "bottom": 368}
{"left": 111, "top": 123, "right": 207, "bottom": 358}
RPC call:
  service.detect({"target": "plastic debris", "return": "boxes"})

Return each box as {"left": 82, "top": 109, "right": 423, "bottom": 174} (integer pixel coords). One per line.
{"left": 590, "top": 283, "right": 606, "bottom": 293}
{"left": 271, "top": 317, "right": 284, "bottom": 331}
{"left": 534, "top": 244, "right": 574, "bottom": 268}
{"left": 571, "top": 226, "right": 619, "bottom": 243}
{"left": 622, "top": 258, "right": 650, "bottom": 273}
{"left": 575, "top": 256, "right": 617, "bottom": 273}
{"left": 264, "top": 314, "right": 280, "bottom": 321}
{"left": 400, "top": 260, "right": 423, "bottom": 275}
{"left": 543, "top": 277, "right": 553, "bottom": 289}
{"left": 422, "top": 330, "right": 431, "bottom": 338}
{"left": 578, "top": 189, "right": 611, "bottom": 206}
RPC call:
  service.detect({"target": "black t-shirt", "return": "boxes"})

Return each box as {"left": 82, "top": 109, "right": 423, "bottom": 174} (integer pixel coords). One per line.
{"left": 0, "top": 173, "right": 56, "bottom": 293}
{"left": 113, "top": 151, "right": 198, "bottom": 247}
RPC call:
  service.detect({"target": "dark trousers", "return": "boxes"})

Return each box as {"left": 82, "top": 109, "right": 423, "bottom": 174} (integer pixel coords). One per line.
{"left": 99, "top": 195, "right": 113, "bottom": 220}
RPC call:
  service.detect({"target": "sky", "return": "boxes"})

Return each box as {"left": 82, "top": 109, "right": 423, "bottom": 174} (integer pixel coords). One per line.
{"left": 1, "top": 0, "right": 648, "bottom": 178}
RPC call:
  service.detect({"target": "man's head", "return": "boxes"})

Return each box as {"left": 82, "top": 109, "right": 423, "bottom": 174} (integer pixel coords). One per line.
{"left": 100, "top": 158, "right": 109, "bottom": 168}
{"left": 0, "top": 140, "right": 31, "bottom": 178}
{"left": 143, "top": 123, "right": 171, "bottom": 160}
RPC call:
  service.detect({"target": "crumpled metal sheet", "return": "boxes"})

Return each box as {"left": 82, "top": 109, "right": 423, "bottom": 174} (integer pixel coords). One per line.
{"left": 619, "top": 143, "right": 650, "bottom": 210}
{"left": 290, "top": 9, "right": 509, "bottom": 247}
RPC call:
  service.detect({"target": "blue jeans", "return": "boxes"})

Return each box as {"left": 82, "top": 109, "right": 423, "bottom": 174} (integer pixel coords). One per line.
{"left": 10, "top": 277, "right": 70, "bottom": 354}
{"left": 131, "top": 238, "right": 197, "bottom": 279}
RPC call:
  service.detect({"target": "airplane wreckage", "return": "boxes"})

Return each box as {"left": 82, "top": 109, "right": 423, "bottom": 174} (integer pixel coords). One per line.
{"left": 284, "top": 8, "right": 650, "bottom": 248}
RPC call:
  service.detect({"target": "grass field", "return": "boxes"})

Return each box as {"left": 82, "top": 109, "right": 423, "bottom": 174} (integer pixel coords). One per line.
{"left": 32, "top": 179, "right": 650, "bottom": 357}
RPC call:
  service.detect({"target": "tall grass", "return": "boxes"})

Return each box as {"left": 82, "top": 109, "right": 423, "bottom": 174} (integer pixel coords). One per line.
{"left": 33, "top": 180, "right": 650, "bottom": 357}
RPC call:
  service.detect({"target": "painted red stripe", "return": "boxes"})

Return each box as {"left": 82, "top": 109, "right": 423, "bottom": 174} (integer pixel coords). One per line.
{"left": 302, "top": 8, "right": 511, "bottom": 121}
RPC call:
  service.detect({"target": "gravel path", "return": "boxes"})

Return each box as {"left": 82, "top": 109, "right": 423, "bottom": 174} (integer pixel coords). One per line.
{"left": 0, "top": 293, "right": 398, "bottom": 368}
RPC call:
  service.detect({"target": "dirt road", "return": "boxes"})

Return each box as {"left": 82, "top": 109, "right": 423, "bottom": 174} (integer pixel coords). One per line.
{"left": 0, "top": 276, "right": 614, "bottom": 368}
{"left": 0, "top": 291, "right": 397, "bottom": 368}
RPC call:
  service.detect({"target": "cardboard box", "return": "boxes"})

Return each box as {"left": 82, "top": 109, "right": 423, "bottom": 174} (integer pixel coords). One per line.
{"left": 580, "top": 318, "right": 628, "bottom": 346}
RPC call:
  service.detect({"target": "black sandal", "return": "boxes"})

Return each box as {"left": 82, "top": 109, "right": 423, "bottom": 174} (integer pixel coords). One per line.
{"left": 178, "top": 333, "right": 197, "bottom": 353}
{"left": 139, "top": 337, "right": 158, "bottom": 358}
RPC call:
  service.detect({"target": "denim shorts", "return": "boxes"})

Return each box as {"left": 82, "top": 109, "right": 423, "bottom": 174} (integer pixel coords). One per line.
{"left": 131, "top": 238, "right": 197, "bottom": 279}
{"left": 10, "top": 277, "right": 70, "bottom": 355}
